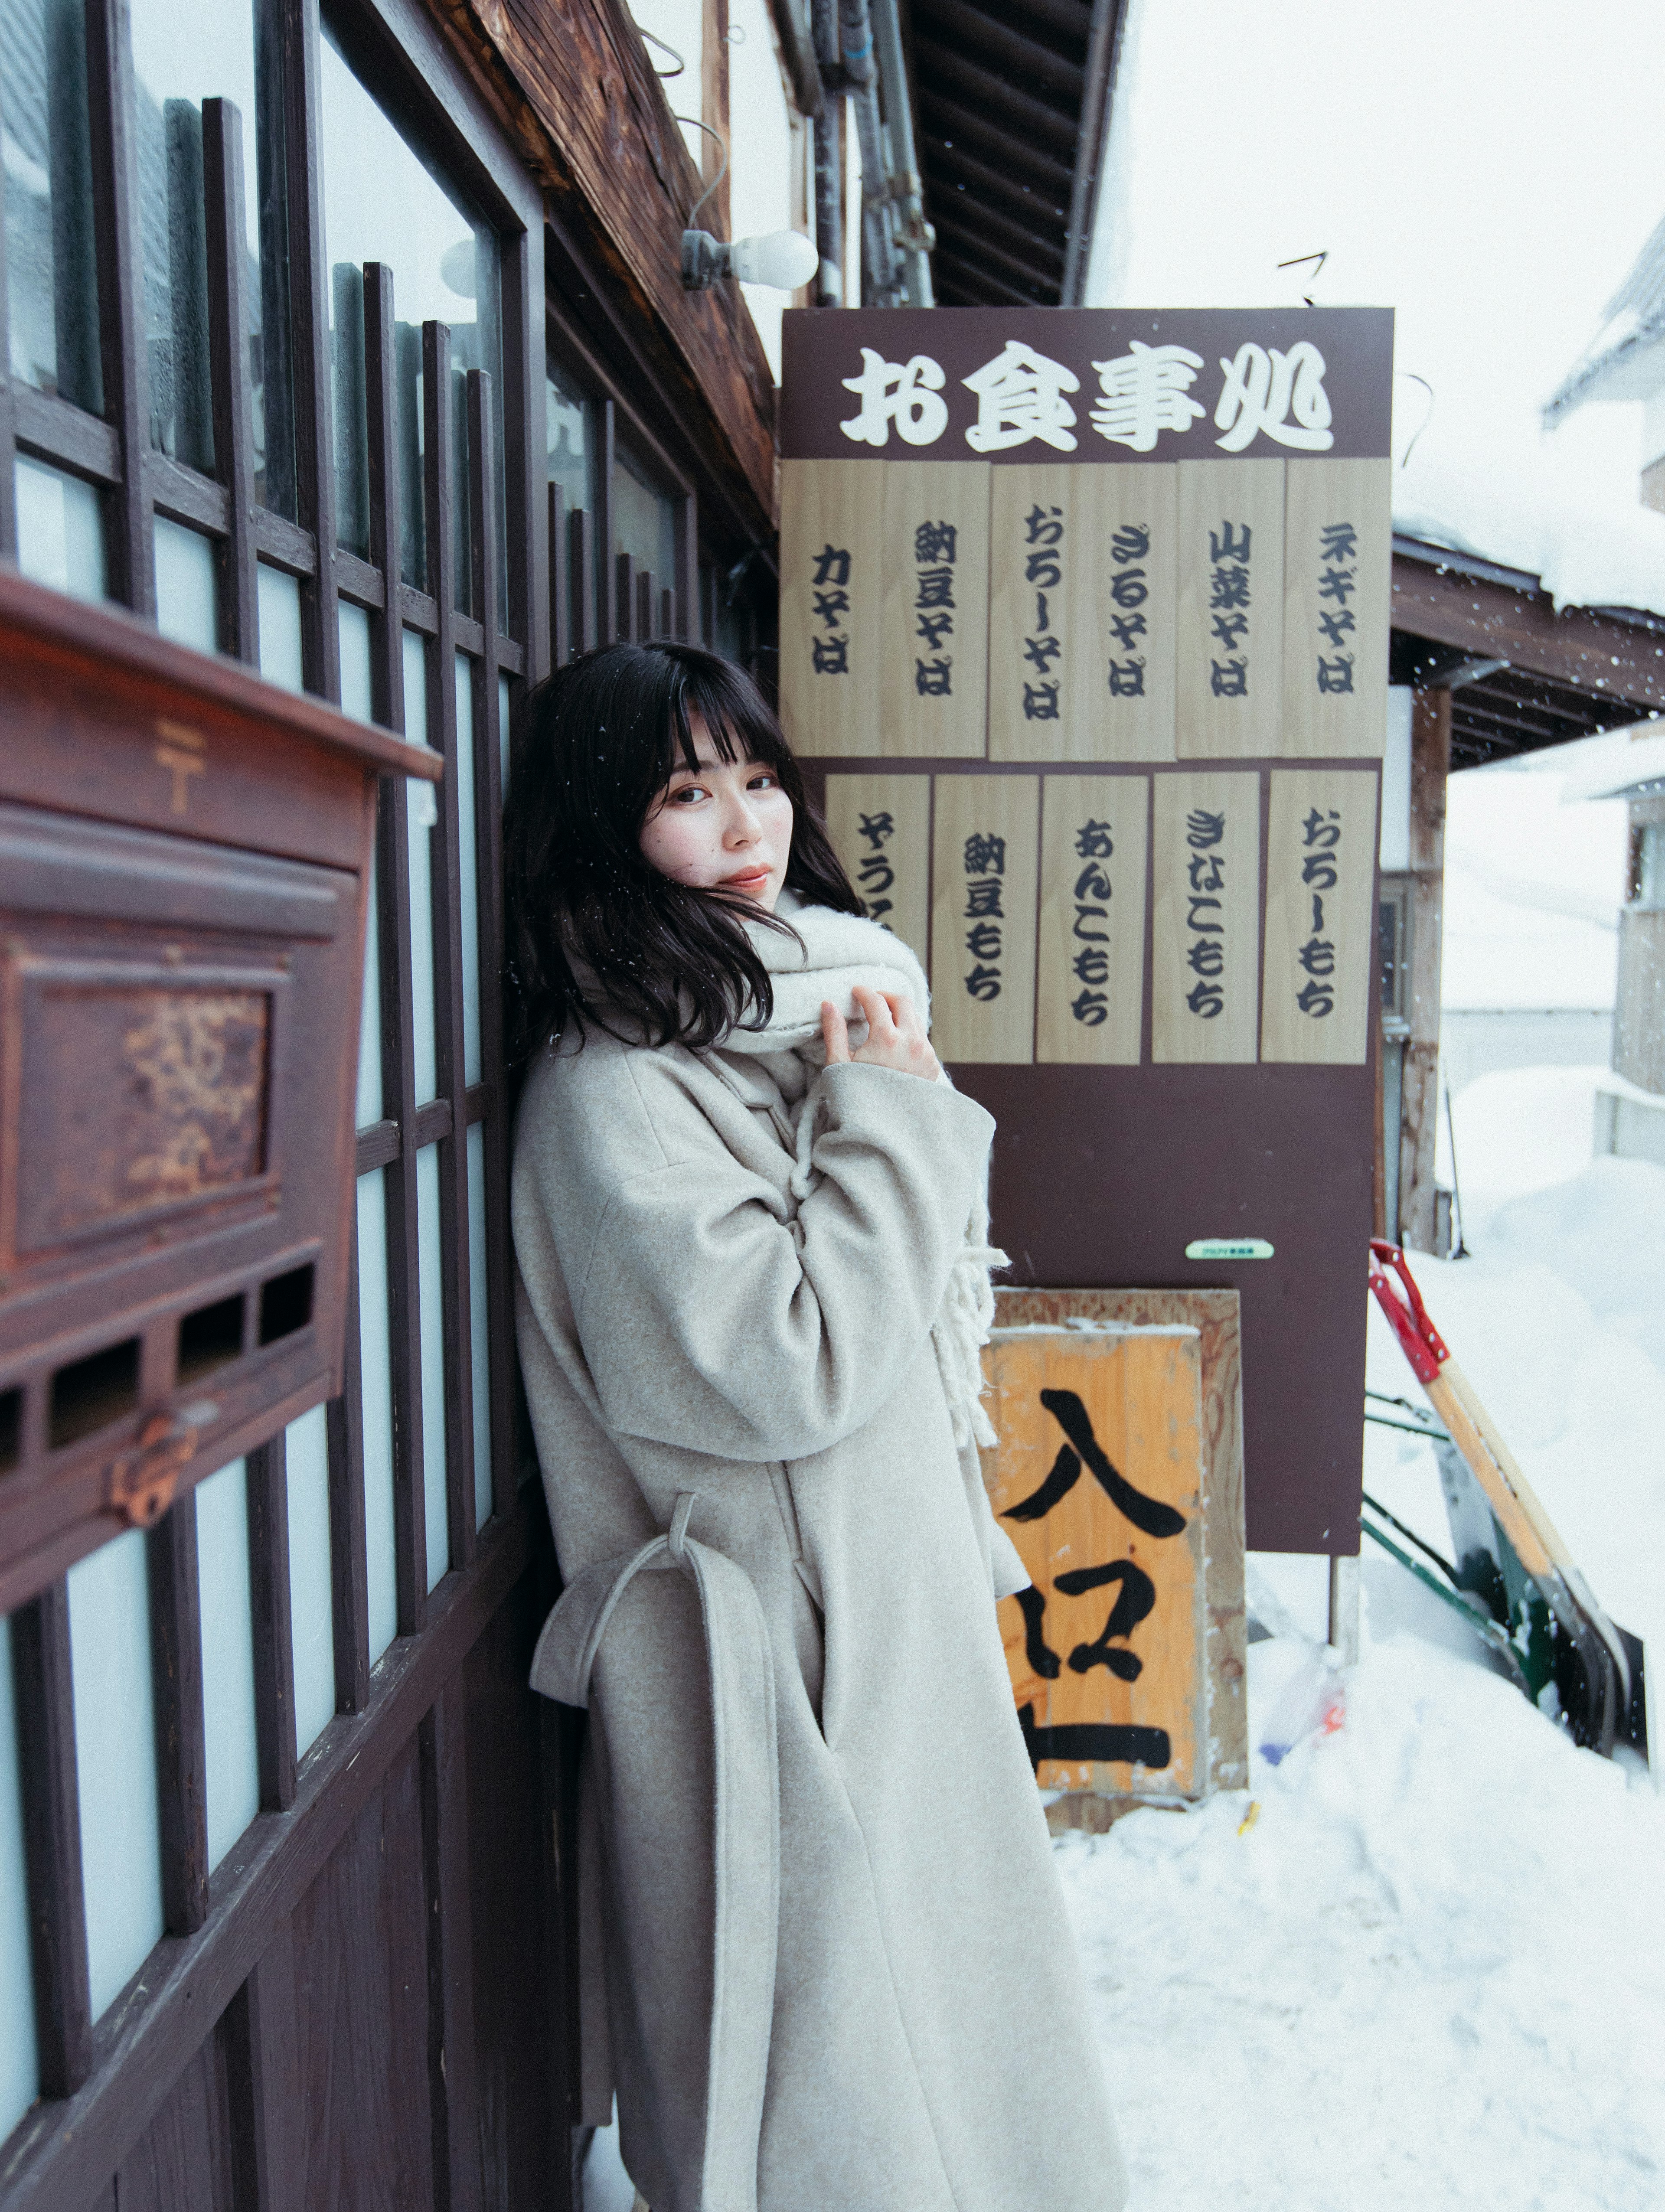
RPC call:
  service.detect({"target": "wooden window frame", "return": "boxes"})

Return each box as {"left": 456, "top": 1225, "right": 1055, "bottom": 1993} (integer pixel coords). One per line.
{"left": 545, "top": 315, "right": 698, "bottom": 659}
{"left": 0, "top": 2, "right": 568, "bottom": 2200}
{"left": 542, "top": 199, "right": 779, "bottom": 682}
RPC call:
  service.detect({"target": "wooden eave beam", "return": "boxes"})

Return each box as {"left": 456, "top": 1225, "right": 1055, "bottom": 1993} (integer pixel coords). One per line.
{"left": 927, "top": 180, "right": 1067, "bottom": 273}
{"left": 1392, "top": 550, "right": 1665, "bottom": 715}
{"left": 910, "top": 0, "right": 1086, "bottom": 101}
{"left": 930, "top": 209, "right": 1056, "bottom": 297}
{"left": 931, "top": 251, "right": 1041, "bottom": 309}
{"left": 429, "top": 0, "right": 778, "bottom": 534}
{"left": 917, "top": 87, "right": 1076, "bottom": 192}
{"left": 1454, "top": 695, "right": 1596, "bottom": 747}
{"left": 923, "top": 134, "right": 1069, "bottom": 234}
{"left": 917, "top": 49, "right": 1079, "bottom": 157}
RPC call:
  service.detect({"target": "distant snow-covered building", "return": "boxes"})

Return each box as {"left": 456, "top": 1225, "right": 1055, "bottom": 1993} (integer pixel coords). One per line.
{"left": 1440, "top": 749, "right": 1623, "bottom": 1102}
{"left": 1544, "top": 211, "right": 1665, "bottom": 512}
{"left": 1560, "top": 729, "right": 1665, "bottom": 1168}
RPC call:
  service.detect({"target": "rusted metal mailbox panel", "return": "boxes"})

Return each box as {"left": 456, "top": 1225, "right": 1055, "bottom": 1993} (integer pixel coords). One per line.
{"left": 0, "top": 567, "right": 441, "bottom": 1610}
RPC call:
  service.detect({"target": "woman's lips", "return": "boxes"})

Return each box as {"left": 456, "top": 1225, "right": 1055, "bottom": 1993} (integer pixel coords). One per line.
{"left": 722, "top": 867, "right": 770, "bottom": 891}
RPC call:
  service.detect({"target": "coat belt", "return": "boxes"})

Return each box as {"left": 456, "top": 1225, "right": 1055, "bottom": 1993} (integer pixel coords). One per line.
{"left": 529, "top": 1494, "right": 781, "bottom": 2212}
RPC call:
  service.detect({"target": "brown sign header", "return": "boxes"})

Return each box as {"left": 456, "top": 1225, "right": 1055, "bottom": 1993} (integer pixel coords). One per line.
{"left": 780, "top": 307, "right": 1395, "bottom": 465}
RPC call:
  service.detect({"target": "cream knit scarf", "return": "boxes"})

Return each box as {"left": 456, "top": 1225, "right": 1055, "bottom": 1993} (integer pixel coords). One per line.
{"left": 715, "top": 894, "right": 1007, "bottom": 1451}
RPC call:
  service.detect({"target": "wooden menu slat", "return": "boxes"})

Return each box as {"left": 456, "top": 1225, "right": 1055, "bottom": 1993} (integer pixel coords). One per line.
{"left": 1037, "top": 775, "right": 1147, "bottom": 1065}
{"left": 1175, "top": 459, "right": 1285, "bottom": 759}
{"left": 988, "top": 466, "right": 1088, "bottom": 763}
{"left": 930, "top": 774, "right": 1038, "bottom": 1064}
{"left": 1281, "top": 457, "right": 1392, "bottom": 758}
{"left": 824, "top": 772, "right": 931, "bottom": 968}
{"left": 779, "top": 457, "right": 881, "bottom": 757}
{"left": 1081, "top": 464, "right": 1177, "bottom": 763}
{"left": 1260, "top": 768, "right": 1379, "bottom": 1064}
{"left": 878, "top": 461, "right": 990, "bottom": 758}
{"left": 1151, "top": 770, "right": 1261, "bottom": 1064}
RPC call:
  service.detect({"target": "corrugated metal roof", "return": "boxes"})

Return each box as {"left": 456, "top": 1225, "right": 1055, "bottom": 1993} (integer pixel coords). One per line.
{"left": 904, "top": 0, "right": 1126, "bottom": 308}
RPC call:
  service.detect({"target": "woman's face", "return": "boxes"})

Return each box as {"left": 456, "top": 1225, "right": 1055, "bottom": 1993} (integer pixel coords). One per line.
{"left": 638, "top": 715, "right": 793, "bottom": 911}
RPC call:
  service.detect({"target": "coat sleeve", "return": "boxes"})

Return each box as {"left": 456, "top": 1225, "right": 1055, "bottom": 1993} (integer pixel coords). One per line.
{"left": 549, "top": 1059, "right": 996, "bottom": 1463}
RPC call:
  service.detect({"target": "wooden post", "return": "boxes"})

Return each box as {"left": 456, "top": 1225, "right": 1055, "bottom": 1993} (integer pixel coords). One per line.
{"left": 702, "top": 0, "right": 731, "bottom": 240}
{"left": 1399, "top": 685, "right": 1450, "bottom": 1252}
{"left": 1328, "top": 1553, "right": 1360, "bottom": 1666}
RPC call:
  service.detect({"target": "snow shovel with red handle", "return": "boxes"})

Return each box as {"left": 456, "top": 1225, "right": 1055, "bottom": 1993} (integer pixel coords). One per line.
{"left": 1367, "top": 1239, "right": 1651, "bottom": 1767}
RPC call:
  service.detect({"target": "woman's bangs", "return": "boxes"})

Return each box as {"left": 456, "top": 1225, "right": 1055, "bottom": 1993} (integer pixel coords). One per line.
{"left": 684, "top": 663, "right": 792, "bottom": 780}
{"left": 654, "top": 675, "right": 738, "bottom": 783}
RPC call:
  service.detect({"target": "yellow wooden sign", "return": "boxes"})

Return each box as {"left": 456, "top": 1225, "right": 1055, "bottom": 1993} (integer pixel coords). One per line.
{"left": 987, "top": 466, "right": 1087, "bottom": 763}
{"left": 1281, "top": 458, "right": 1392, "bottom": 759}
{"left": 930, "top": 774, "right": 1038, "bottom": 1064}
{"left": 1260, "top": 767, "right": 1379, "bottom": 1064}
{"left": 1037, "top": 774, "right": 1147, "bottom": 1065}
{"left": 779, "top": 458, "right": 881, "bottom": 757}
{"left": 1151, "top": 770, "right": 1261, "bottom": 1064}
{"left": 982, "top": 1326, "right": 1207, "bottom": 1798}
{"left": 1083, "top": 464, "right": 1178, "bottom": 763}
{"left": 878, "top": 462, "right": 991, "bottom": 758}
{"left": 1174, "top": 459, "right": 1285, "bottom": 758}
{"left": 823, "top": 772, "right": 931, "bottom": 967}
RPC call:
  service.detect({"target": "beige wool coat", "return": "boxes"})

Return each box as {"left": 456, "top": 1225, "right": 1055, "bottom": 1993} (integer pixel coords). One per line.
{"left": 513, "top": 983, "right": 1128, "bottom": 2212}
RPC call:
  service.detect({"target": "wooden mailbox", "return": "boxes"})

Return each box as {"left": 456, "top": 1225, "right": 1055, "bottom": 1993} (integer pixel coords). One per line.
{"left": 0, "top": 567, "right": 440, "bottom": 1609}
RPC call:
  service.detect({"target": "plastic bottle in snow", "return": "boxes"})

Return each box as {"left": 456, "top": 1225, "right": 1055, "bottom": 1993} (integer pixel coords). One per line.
{"left": 1258, "top": 1647, "right": 1346, "bottom": 1768}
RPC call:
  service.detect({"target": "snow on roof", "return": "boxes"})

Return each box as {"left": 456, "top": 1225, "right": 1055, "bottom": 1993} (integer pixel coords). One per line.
{"left": 1392, "top": 441, "right": 1665, "bottom": 621}
{"left": 1543, "top": 208, "right": 1665, "bottom": 423}
{"left": 1557, "top": 722, "right": 1665, "bottom": 803}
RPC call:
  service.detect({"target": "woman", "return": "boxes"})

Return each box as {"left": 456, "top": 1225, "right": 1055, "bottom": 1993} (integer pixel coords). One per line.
{"left": 506, "top": 641, "right": 1126, "bottom": 2212}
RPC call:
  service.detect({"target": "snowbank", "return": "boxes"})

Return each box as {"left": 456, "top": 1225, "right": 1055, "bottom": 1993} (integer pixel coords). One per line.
{"left": 1443, "top": 1064, "right": 1609, "bottom": 1242}
{"left": 1395, "top": 438, "right": 1665, "bottom": 620}
{"left": 1440, "top": 750, "right": 1625, "bottom": 1015}
{"left": 1061, "top": 1624, "right": 1665, "bottom": 2212}
{"left": 1482, "top": 1155, "right": 1665, "bottom": 1383}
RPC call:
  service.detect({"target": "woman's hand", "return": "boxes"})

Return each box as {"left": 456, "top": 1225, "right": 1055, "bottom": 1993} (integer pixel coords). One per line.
{"left": 822, "top": 986, "right": 940, "bottom": 1083}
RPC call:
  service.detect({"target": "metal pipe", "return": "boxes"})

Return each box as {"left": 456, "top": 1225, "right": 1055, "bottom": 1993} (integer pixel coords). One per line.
{"left": 836, "top": 0, "right": 875, "bottom": 86}
{"left": 812, "top": 98, "right": 843, "bottom": 305}
{"left": 764, "top": 0, "right": 824, "bottom": 121}
{"left": 851, "top": 82, "right": 899, "bottom": 304}
{"left": 868, "top": 0, "right": 933, "bottom": 305}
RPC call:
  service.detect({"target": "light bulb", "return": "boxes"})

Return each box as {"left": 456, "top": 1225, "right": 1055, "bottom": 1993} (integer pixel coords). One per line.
{"left": 728, "top": 230, "right": 819, "bottom": 290}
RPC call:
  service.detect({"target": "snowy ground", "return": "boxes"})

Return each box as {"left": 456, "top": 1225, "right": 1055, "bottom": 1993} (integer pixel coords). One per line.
{"left": 1062, "top": 1067, "right": 1665, "bottom": 2211}
{"left": 1063, "top": 1639, "right": 1662, "bottom": 2210}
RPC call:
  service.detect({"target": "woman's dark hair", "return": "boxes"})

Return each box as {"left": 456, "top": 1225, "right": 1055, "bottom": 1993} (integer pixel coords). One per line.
{"left": 503, "top": 640, "right": 862, "bottom": 1057}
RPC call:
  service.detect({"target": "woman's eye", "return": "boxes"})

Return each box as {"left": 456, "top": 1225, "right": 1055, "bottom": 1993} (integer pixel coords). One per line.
{"left": 748, "top": 772, "right": 777, "bottom": 791}
{"left": 671, "top": 783, "right": 708, "bottom": 803}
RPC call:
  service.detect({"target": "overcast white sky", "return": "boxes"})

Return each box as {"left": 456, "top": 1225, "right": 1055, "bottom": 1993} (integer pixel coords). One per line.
{"left": 1088, "top": 0, "right": 1665, "bottom": 511}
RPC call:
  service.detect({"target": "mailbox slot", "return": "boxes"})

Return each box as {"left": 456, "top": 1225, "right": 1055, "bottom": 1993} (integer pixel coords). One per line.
{"left": 0, "top": 567, "right": 440, "bottom": 1609}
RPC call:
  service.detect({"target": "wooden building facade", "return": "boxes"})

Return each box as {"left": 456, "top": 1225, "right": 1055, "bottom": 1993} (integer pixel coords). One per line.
{"left": 0, "top": 0, "right": 816, "bottom": 2202}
